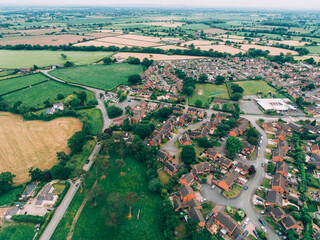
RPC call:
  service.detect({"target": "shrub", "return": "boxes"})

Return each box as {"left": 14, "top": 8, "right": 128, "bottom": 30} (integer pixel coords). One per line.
{"left": 11, "top": 215, "right": 45, "bottom": 224}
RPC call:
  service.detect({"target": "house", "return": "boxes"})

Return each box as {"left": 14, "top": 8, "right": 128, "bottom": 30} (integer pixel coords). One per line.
{"left": 173, "top": 106, "right": 183, "bottom": 114}
{"left": 215, "top": 210, "right": 241, "bottom": 237}
{"left": 217, "top": 171, "right": 240, "bottom": 191}
{"left": 281, "top": 215, "right": 299, "bottom": 231}
{"left": 310, "top": 154, "right": 320, "bottom": 169}
{"left": 188, "top": 199, "right": 202, "bottom": 210}
{"left": 188, "top": 207, "right": 205, "bottom": 227}
{"left": 180, "top": 133, "right": 192, "bottom": 146}
{"left": 311, "top": 144, "right": 320, "bottom": 155}
{"left": 266, "top": 205, "right": 286, "bottom": 222}
{"left": 261, "top": 122, "right": 274, "bottom": 130}
{"left": 241, "top": 141, "right": 255, "bottom": 155}
{"left": 229, "top": 119, "right": 249, "bottom": 136}
{"left": 287, "top": 122, "right": 302, "bottom": 132}
{"left": 271, "top": 173, "right": 288, "bottom": 194}
{"left": 265, "top": 190, "right": 283, "bottom": 207}
{"left": 235, "top": 162, "right": 250, "bottom": 176}
{"left": 157, "top": 150, "right": 172, "bottom": 162}
{"left": 276, "top": 122, "right": 287, "bottom": 130}
{"left": 149, "top": 135, "right": 162, "bottom": 146}
{"left": 36, "top": 184, "right": 57, "bottom": 207}
{"left": 192, "top": 162, "right": 213, "bottom": 175}
{"left": 187, "top": 107, "right": 197, "bottom": 115}
{"left": 272, "top": 148, "right": 285, "bottom": 162}
{"left": 179, "top": 172, "right": 194, "bottom": 186}
{"left": 218, "top": 156, "right": 233, "bottom": 169}
{"left": 173, "top": 197, "right": 183, "bottom": 212}
{"left": 278, "top": 140, "right": 289, "bottom": 152}
{"left": 274, "top": 130, "right": 287, "bottom": 142}
{"left": 163, "top": 161, "right": 177, "bottom": 176}
{"left": 276, "top": 162, "right": 288, "bottom": 177}
{"left": 206, "top": 148, "right": 219, "bottom": 160}
{"left": 197, "top": 109, "right": 205, "bottom": 118}
{"left": 19, "top": 182, "right": 37, "bottom": 201}
{"left": 179, "top": 186, "right": 196, "bottom": 202}
{"left": 46, "top": 102, "right": 65, "bottom": 114}
{"left": 216, "top": 112, "right": 227, "bottom": 120}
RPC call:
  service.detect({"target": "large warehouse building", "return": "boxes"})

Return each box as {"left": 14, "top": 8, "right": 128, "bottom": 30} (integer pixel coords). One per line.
{"left": 255, "top": 98, "right": 298, "bottom": 112}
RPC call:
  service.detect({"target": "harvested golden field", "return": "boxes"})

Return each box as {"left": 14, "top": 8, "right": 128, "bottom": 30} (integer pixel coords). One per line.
{"left": 184, "top": 40, "right": 215, "bottom": 46}
{"left": 114, "top": 52, "right": 205, "bottom": 61}
{"left": 145, "top": 21, "right": 183, "bottom": 28}
{"left": 241, "top": 44, "right": 298, "bottom": 55}
{"left": 197, "top": 44, "right": 245, "bottom": 54}
{"left": 117, "top": 34, "right": 162, "bottom": 42}
{"left": 155, "top": 45, "right": 188, "bottom": 50}
{"left": 97, "top": 36, "right": 160, "bottom": 47}
{"left": 0, "top": 34, "right": 95, "bottom": 46}
{"left": 0, "top": 112, "right": 82, "bottom": 184}
{"left": 221, "top": 38, "right": 245, "bottom": 43}
{"left": 203, "top": 28, "right": 227, "bottom": 34}
{"left": 74, "top": 40, "right": 126, "bottom": 48}
{"left": 272, "top": 40, "right": 308, "bottom": 46}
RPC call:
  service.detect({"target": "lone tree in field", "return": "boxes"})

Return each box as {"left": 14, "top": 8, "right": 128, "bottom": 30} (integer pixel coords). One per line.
{"left": 128, "top": 74, "right": 142, "bottom": 85}
{"left": 181, "top": 145, "right": 196, "bottom": 165}
{"left": 103, "top": 192, "right": 125, "bottom": 227}
{"left": 225, "top": 136, "right": 243, "bottom": 157}
{"left": 115, "top": 159, "right": 126, "bottom": 175}
{"left": 103, "top": 57, "right": 112, "bottom": 65}
{"left": 95, "top": 154, "right": 111, "bottom": 177}
{"left": 125, "top": 192, "right": 138, "bottom": 220}
{"left": 28, "top": 167, "right": 43, "bottom": 182}
{"left": 88, "top": 185, "right": 106, "bottom": 207}
{"left": 61, "top": 53, "right": 67, "bottom": 59}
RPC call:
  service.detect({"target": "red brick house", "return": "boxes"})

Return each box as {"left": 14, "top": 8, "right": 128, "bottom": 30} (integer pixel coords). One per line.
{"left": 281, "top": 215, "right": 299, "bottom": 231}
{"left": 311, "top": 144, "right": 320, "bottom": 155}
{"left": 261, "top": 122, "right": 274, "bottom": 130}
{"left": 206, "top": 148, "right": 219, "bottom": 160}
{"left": 179, "top": 172, "right": 194, "bottom": 186}
{"left": 187, "top": 107, "right": 197, "bottom": 115}
{"left": 271, "top": 173, "right": 288, "bottom": 194}
{"left": 179, "top": 186, "right": 196, "bottom": 202}
{"left": 272, "top": 148, "right": 285, "bottom": 162}
{"left": 173, "top": 106, "right": 183, "bottom": 114}
{"left": 188, "top": 207, "right": 205, "bottom": 227}
{"left": 214, "top": 210, "right": 243, "bottom": 238}
{"left": 157, "top": 150, "right": 172, "bottom": 162}
{"left": 217, "top": 171, "right": 240, "bottom": 191}
{"left": 163, "top": 161, "right": 177, "bottom": 176}
{"left": 276, "top": 162, "right": 288, "bottom": 177}
{"left": 278, "top": 140, "right": 289, "bottom": 152}
{"left": 180, "top": 133, "right": 192, "bottom": 146}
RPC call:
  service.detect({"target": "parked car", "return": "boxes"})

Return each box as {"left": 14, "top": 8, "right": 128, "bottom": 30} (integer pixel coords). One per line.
{"left": 253, "top": 229, "right": 260, "bottom": 238}
{"left": 19, "top": 206, "right": 24, "bottom": 210}
{"left": 243, "top": 230, "right": 249, "bottom": 236}
{"left": 259, "top": 218, "right": 266, "bottom": 226}
{"left": 261, "top": 226, "right": 266, "bottom": 232}
{"left": 211, "top": 185, "right": 215, "bottom": 190}
{"left": 244, "top": 217, "right": 250, "bottom": 225}
{"left": 244, "top": 186, "right": 248, "bottom": 190}
{"left": 86, "top": 159, "right": 90, "bottom": 164}
{"left": 261, "top": 163, "right": 265, "bottom": 167}
{"left": 260, "top": 211, "right": 265, "bottom": 215}
{"left": 200, "top": 198, "right": 207, "bottom": 203}
{"left": 241, "top": 223, "right": 246, "bottom": 229}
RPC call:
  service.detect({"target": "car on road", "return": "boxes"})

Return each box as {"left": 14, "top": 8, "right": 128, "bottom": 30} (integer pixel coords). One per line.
{"left": 19, "top": 206, "right": 24, "bottom": 210}
{"left": 244, "top": 217, "right": 250, "bottom": 225}
{"left": 86, "top": 159, "right": 90, "bottom": 164}
{"left": 253, "top": 229, "right": 260, "bottom": 238}
{"left": 211, "top": 185, "right": 215, "bottom": 190}
{"left": 23, "top": 211, "right": 27, "bottom": 215}
{"left": 261, "top": 162, "right": 265, "bottom": 167}
{"left": 128, "top": 99, "right": 131, "bottom": 102}
{"left": 261, "top": 226, "right": 266, "bottom": 232}
{"left": 200, "top": 198, "right": 207, "bottom": 203}
{"left": 259, "top": 218, "right": 266, "bottom": 226}
{"left": 244, "top": 186, "right": 248, "bottom": 190}
{"left": 260, "top": 211, "right": 265, "bottom": 215}
{"left": 243, "top": 230, "right": 248, "bottom": 236}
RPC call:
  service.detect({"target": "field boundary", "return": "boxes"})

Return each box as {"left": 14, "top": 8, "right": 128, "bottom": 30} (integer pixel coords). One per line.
{"left": 0, "top": 79, "right": 50, "bottom": 97}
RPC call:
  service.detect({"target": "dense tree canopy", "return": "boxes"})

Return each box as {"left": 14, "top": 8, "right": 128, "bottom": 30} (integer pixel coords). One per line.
{"left": 181, "top": 145, "right": 196, "bottom": 165}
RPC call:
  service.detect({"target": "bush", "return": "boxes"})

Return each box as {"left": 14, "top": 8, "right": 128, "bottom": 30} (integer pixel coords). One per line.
{"left": 107, "top": 105, "right": 123, "bottom": 119}
{"left": 11, "top": 215, "right": 45, "bottom": 224}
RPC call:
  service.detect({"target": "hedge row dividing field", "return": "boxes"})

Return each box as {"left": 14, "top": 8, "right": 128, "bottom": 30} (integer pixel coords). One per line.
{"left": 50, "top": 63, "right": 144, "bottom": 90}
{"left": 3, "top": 80, "right": 95, "bottom": 108}
{"left": 0, "top": 73, "right": 48, "bottom": 96}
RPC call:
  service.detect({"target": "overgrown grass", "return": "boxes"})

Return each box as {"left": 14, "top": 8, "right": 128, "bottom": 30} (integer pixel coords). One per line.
{"left": 0, "top": 186, "right": 23, "bottom": 206}
{"left": 223, "top": 184, "right": 242, "bottom": 198}
{"left": 158, "top": 169, "right": 171, "bottom": 184}
{"left": 262, "top": 178, "right": 271, "bottom": 188}
{"left": 77, "top": 108, "right": 103, "bottom": 135}
{"left": 0, "top": 223, "right": 35, "bottom": 240}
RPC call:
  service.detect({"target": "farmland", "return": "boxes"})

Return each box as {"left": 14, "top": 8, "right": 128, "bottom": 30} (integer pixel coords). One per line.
{"left": 52, "top": 154, "right": 165, "bottom": 240}
{"left": 189, "top": 83, "right": 229, "bottom": 107}
{"left": 113, "top": 52, "right": 205, "bottom": 61}
{"left": 241, "top": 44, "right": 298, "bottom": 55}
{"left": 231, "top": 80, "right": 281, "bottom": 97}
{"left": 50, "top": 63, "right": 144, "bottom": 90}
{"left": 0, "top": 73, "right": 48, "bottom": 95}
{"left": 0, "top": 50, "right": 114, "bottom": 68}
{"left": 0, "top": 112, "right": 82, "bottom": 183}
{"left": 3, "top": 80, "right": 95, "bottom": 108}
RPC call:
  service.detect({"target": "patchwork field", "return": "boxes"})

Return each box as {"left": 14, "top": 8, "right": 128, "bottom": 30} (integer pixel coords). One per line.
{"left": 272, "top": 40, "right": 309, "bottom": 46}
{"left": 197, "top": 45, "right": 244, "bottom": 54}
{"left": 114, "top": 52, "right": 205, "bottom": 61}
{"left": 145, "top": 21, "right": 183, "bottom": 27}
{"left": 50, "top": 63, "right": 144, "bottom": 90}
{"left": 96, "top": 36, "right": 160, "bottom": 47}
{"left": 155, "top": 45, "right": 187, "bottom": 50}
{"left": 241, "top": 44, "right": 298, "bottom": 55}
{"left": 231, "top": 80, "right": 281, "bottom": 96}
{"left": 203, "top": 28, "right": 227, "bottom": 34}
{"left": 0, "top": 50, "right": 114, "bottom": 68}
{"left": 3, "top": 80, "right": 95, "bottom": 108}
{"left": 0, "top": 73, "right": 48, "bottom": 96}
{"left": 0, "top": 112, "right": 82, "bottom": 183}
{"left": 189, "top": 83, "right": 229, "bottom": 106}
{"left": 74, "top": 40, "right": 126, "bottom": 48}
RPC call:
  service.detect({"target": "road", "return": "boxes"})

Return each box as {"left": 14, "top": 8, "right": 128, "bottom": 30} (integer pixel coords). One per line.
{"left": 305, "top": 87, "right": 320, "bottom": 98}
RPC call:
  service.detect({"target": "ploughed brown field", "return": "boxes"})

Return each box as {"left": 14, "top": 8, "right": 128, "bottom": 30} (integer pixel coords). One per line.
{"left": 0, "top": 112, "right": 82, "bottom": 184}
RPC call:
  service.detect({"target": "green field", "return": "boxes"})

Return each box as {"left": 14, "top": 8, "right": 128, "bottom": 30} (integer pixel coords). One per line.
{"left": 52, "top": 154, "right": 164, "bottom": 240}
{"left": 305, "top": 45, "right": 320, "bottom": 54}
{"left": 51, "top": 63, "right": 144, "bottom": 90}
{"left": 189, "top": 83, "right": 229, "bottom": 107}
{"left": 77, "top": 108, "right": 103, "bottom": 135}
{"left": 0, "top": 69, "right": 16, "bottom": 77}
{"left": 0, "top": 50, "right": 114, "bottom": 68}
{"left": 3, "top": 80, "right": 95, "bottom": 108}
{"left": 231, "top": 80, "right": 282, "bottom": 97}
{"left": 0, "top": 223, "right": 35, "bottom": 240}
{"left": 0, "top": 73, "right": 48, "bottom": 95}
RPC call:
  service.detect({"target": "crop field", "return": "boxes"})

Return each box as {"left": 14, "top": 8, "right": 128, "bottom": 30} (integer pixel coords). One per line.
{"left": 51, "top": 63, "right": 144, "bottom": 90}
{"left": 52, "top": 154, "right": 165, "bottom": 240}
{"left": 3, "top": 80, "right": 95, "bottom": 108}
{"left": 272, "top": 40, "right": 309, "bottom": 46}
{"left": 197, "top": 45, "right": 244, "bottom": 54}
{"left": 241, "top": 44, "right": 298, "bottom": 55}
{"left": 96, "top": 36, "right": 161, "bottom": 47}
{"left": 305, "top": 45, "right": 320, "bottom": 54}
{"left": 0, "top": 112, "right": 82, "bottom": 183}
{"left": 0, "top": 69, "right": 16, "bottom": 77}
{"left": 74, "top": 40, "right": 126, "bottom": 48}
{"left": 0, "top": 50, "right": 114, "bottom": 68}
{"left": 155, "top": 45, "right": 187, "bottom": 50}
{"left": 144, "top": 21, "right": 183, "bottom": 28}
{"left": 114, "top": 52, "right": 205, "bottom": 61}
{"left": 0, "top": 73, "right": 48, "bottom": 96}
{"left": 189, "top": 83, "right": 229, "bottom": 106}
{"left": 203, "top": 28, "right": 227, "bottom": 34}
{"left": 231, "top": 80, "right": 280, "bottom": 96}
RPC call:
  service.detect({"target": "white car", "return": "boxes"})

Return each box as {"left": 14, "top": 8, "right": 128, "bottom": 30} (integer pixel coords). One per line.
{"left": 244, "top": 217, "right": 250, "bottom": 225}
{"left": 200, "top": 198, "right": 207, "bottom": 203}
{"left": 211, "top": 185, "right": 215, "bottom": 190}
{"left": 261, "top": 226, "right": 267, "bottom": 232}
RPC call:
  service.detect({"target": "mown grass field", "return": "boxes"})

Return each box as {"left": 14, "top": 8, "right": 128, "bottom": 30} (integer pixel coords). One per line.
{"left": 0, "top": 69, "right": 16, "bottom": 77}
{"left": 50, "top": 63, "right": 144, "bottom": 90}
{"left": 3, "top": 80, "right": 95, "bottom": 108}
{"left": 52, "top": 154, "right": 165, "bottom": 240}
{"left": 305, "top": 45, "right": 320, "bottom": 54}
{"left": 0, "top": 223, "right": 35, "bottom": 240}
{"left": 0, "top": 50, "right": 114, "bottom": 68}
{"left": 189, "top": 83, "right": 229, "bottom": 106}
{"left": 0, "top": 73, "right": 48, "bottom": 95}
{"left": 231, "top": 80, "right": 281, "bottom": 96}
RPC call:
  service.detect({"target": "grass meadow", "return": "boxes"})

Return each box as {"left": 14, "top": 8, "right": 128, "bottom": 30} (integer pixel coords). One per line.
{"left": 0, "top": 50, "right": 114, "bottom": 68}
{"left": 50, "top": 63, "right": 144, "bottom": 90}
{"left": 0, "top": 73, "right": 48, "bottom": 96}
{"left": 0, "top": 223, "right": 35, "bottom": 240}
{"left": 52, "top": 154, "right": 165, "bottom": 240}
{"left": 3, "top": 80, "right": 95, "bottom": 108}
{"left": 231, "top": 80, "right": 282, "bottom": 97}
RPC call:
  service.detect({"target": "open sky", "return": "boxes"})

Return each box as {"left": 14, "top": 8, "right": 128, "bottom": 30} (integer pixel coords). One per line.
{"left": 1, "top": 0, "right": 320, "bottom": 10}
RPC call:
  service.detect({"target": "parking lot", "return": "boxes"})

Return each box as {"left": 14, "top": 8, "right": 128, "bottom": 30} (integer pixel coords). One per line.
{"left": 239, "top": 100, "right": 263, "bottom": 115}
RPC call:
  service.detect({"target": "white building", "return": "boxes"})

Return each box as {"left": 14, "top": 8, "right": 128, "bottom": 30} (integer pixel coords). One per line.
{"left": 255, "top": 98, "right": 297, "bottom": 112}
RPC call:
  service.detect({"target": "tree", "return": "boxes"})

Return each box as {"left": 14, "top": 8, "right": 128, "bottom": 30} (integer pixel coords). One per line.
{"left": 215, "top": 75, "right": 225, "bottom": 85}
{"left": 267, "top": 162, "right": 276, "bottom": 175}
{"left": 231, "top": 84, "right": 244, "bottom": 94}
{"left": 103, "top": 192, "right": 125, "bottom": 226}
{"left": 198, "top": 73, "right": 208, "bottom": 83}
{"left": 56, "top": 152, "right": 69, "bottom": 161}
{"left": 76, "top": 91, "right": 87, "bottom": 102}
{"left": 148, "top": 178, "right": 162, "bottom": 192}
{"left": 57, "top": 93, "right": 64, "bottom": 100}
{"left": 75, "top": 168, "right": 92, "bottom": 192}
{"left": 142, "top": 58, "right": 154, "bottom": 68}
{"left": 248, "top": 165, "right": 256, "bottom": 175}
{"left": 95, "top": 154, "right": 111, "bottom": 177}
{"left": 133, "top": 123, "right": 154, "bottom": 139}
{"left": 28, "top": 167, "right": 43, "bottom": 182}
{"left": 68, "top": 131, "right": 86, "bottom": 153}
{"left": 296, "top": 96, "right": 304, "bottom": 106}
{"left": 0, "top": 172, "right": 15, "bottom": 193}
{"left": 181, "top": 145, "right": 196, "bottom": 165}
{"left": 125, "top": 192, "right": 138, "bottom": 219}
{"left": 61, "top": 53, "right": 67, "bottom": 59}
{"left": 155, "top": 107, "right": 173, "bottom": 120}
{"left": 88, "top": 184, "right": 106, "bottom": 207}
{"left": 198, "top": 137, "right": 212, "bottom": 148}
{"left": 195, "top": 99, "right": 202, "bottom": 108}
{"left": 237, "top": 209, "right": 245, "bottom": 218}
{"left": 50, "top": 165, "right": 71, "bottom": 180}
{"left": 115, "top": 159, "right": 126, "bottom": 175}
{"left": 230, "top": 93, "right": 243, "bottom": 101}
{"left": 103, "top": 57, "right": 112, "bottom": 65}
{"left": 70, "top": 97, "right": 81, "bottom": 107}
{"left": 63, "top": 61, "right": 74, "bottom": 68}
{"left": 226, "top": 205, "right": 234, "bottom": 214}
{"left": 225, "top": 136, "right": 243, "bottom": 156}
{"left": 107, "top": 105, "right": 123, "bottom": 118}
{"left": 128, "top": 74, "right": 142, "bottom": 85}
